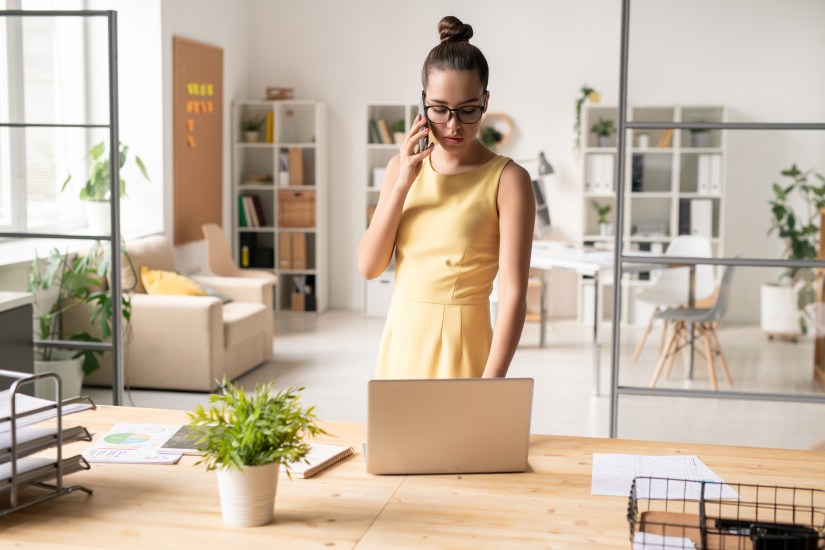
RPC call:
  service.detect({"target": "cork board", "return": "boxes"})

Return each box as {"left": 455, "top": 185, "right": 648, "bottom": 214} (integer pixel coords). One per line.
{"left": 173, "top": 36, "right": 223, "bottom": 245}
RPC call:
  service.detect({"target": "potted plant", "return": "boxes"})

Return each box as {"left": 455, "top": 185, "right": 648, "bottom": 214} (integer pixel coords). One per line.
{"left": 761, "top": 164, "right": 825, "bottom": 339}
{"left": 591, "top": 200, "right": 613, "bottom": 236}
{"left": 479, "top": 126, "right": 503, "bottom": 151}
{"left": 573, "top": 85, "right": 599, "bottom": 157}
{"left": 28, "top": 242, "right": 136, "bottom": 399}
{"left": 390, "top": 119, "right": 406, "bottom": 145}
{"left": 61, "top": 141, "right": 149, "bottom": 235}
{"left": 590, "top": 118, "right": 616, "bottom": 148}
{"left": 689, "top": 121, "right": 711, "bottom": 148}
{"left": 241, "top": 115, "right": 265, "bottom": 142}
{"left": 187, "top": 378, "right": 326, "bottom": 527}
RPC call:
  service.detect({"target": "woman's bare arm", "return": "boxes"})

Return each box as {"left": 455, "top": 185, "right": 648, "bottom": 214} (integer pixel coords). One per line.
{"left": 358, "top": 116, "right": 432, "bottom": 280}
{"left": 482, "top": 162, "right": 535, "bottom": 378}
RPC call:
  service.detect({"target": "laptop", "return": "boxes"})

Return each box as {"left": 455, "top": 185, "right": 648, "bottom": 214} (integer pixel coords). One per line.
{"left": 366, "top": 378, "right": 534, "bottom": 475}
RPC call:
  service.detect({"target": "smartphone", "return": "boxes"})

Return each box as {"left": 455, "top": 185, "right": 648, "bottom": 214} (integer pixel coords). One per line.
{"left": 417, "top": 95, "right": 429, "bottom": 152}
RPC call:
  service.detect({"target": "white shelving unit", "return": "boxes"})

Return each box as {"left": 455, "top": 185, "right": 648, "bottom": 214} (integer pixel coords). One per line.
{"left": 231, "top": 100, "right": 328, "bottom": 314}
{"left": 578, "top": 104, "right": 726, "bottom": 323}
{"left": 363, "top": 102, "right": 417, "bottom": 317}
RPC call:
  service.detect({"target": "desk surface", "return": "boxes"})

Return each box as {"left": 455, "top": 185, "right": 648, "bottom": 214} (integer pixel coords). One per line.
{"left": 3, "top": 405, "right": 824, "bottom": 549}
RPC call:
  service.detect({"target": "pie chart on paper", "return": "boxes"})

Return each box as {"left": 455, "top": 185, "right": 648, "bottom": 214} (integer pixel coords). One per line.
{"left": 103, "top": 432, "right": 152, "bottom": 445}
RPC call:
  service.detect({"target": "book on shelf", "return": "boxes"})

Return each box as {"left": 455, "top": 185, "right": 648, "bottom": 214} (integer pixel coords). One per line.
{"left": 238, "top": 195, "right": 247, "bottom": 227}
{"left": 709, "top": 154, "right": 722, "bottom": 196}
{"left": 278, "top": 232, "right": 292, "bottom": 270}
{"left": 690, "top": 198, "right": 713, "bottom": 239}
{"left": 265, "top": 111, "right": 274, "bottom": 143}
{"left": 289, "top": 147, "right": 305, "bottom": 186}
{"left": 250, "top": 194, "right": 266, "bottom": 227}
{"left": 291, "top": 233, "right": 307, "bottom": 270}
{"left": 656, "top": 128, "right": 673, "bottom": 148}
{"left": 376, "top": 119, "right": 393, "bottom": 145}
{"left": 586, "top": 154, "right": 614, "bottom": 194}
{"left": 697, "top": 154, "right": 711, "bottom": 195}
{"left": 242, "top": 196, "right": 258, "bottom": 227}
{"left": 369, "top": 119, "right": 382, "bottom": 144}
{"left": 281, "top": 444, "right": 353, "bottom": 479}
{"left": 631, "top": 154, "right": 644, "bottom": 192}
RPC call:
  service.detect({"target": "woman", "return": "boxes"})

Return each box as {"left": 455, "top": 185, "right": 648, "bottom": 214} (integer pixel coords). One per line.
{"left": 358, "top": 15, "right": 535, "bottom": 379}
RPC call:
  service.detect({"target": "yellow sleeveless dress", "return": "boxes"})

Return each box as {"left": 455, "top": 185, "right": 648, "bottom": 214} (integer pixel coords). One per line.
{"left": 375, "top": 154, "right": 511, "bottom": 379}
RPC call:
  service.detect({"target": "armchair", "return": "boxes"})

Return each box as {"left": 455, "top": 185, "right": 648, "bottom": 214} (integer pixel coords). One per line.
{"left": 83, "top": 235, "right": 274, "bottom": 391}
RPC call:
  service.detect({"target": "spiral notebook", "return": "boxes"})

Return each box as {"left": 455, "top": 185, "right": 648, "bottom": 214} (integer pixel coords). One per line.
{"left": 281, "top": 444, "right": 353, "bottom": 479}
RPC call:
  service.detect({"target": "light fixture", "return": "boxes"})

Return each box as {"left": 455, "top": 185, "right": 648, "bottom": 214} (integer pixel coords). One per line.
{"left": 537, "top": 151, "right": 554, "bottom": 176}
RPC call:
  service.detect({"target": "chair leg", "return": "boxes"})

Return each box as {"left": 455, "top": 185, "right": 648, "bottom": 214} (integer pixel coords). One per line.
{"left": 697, "top": 323, "right": 717, "bottom": 391}
{"left": 708, "top": 323, "right": 734, "bottom": 385}
{"left": 650, "top": 322, "right": 680, "bottom": 388}
{"left": 658, "top": 318, "right": 669, "bottom": 355}
{"left": 632, "top": 307, "right": 659, "bottom": 363}
{"left": 663, "top": 321, "right": 684, "bottom": 380}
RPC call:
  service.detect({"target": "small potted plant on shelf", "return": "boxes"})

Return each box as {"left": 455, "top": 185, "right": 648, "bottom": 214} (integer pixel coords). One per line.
{"left": 573, "top": 85, "right": 600, "bottom": 157}
{"left": 187, "top": 377, "right": 326, "bottom": 527}
{"left": 480, "top": 126, "right": 504, "bottom": 151}
{"left": 241, "top": 115, "right": 265, "bottom": 143}
{"left": 590, "top": 118, "right": 616, "bottom": 148}
{"left": 390, "top": 119, "right": 406, "bottom": 145}
{"left": 689, "top": 120, "right": 712, "bottom": 148}
{"left": 28, "top": 242, "right": 136, "bottom": 400}
{"left": 761, "top": 163, "right": 825, "bottom": 340}
{"left": 61, "top": 141, "right": 150, "bottom": 235}
{"left": 591, "top": 200, "right": 613, "bottom": 237}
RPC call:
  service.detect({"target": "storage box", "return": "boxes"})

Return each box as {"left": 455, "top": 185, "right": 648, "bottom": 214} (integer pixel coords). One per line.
{"left": 290, "top": 291, "right": 305, "bottom": 312}
{"left": 278, "top": 190, "right": 315, "bottom": 228}
{"left": 278, "top": 233, "right": 291, "bottom": 269}
{"left": 291, "top": 233, "right": 307, "bottom": 270}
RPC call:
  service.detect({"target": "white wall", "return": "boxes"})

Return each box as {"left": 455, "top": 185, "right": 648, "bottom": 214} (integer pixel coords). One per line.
{"left": 241, "top": 0, "right": 825, "bottom": 322}
{"left": 159, "top": 0, "right": 250, "bottom": 274}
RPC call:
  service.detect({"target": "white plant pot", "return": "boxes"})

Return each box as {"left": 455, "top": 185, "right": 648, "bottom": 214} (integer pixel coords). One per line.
{"left": 244, "top": 131, "right": 260, "bottom": 143}
{"left": 33, "top": 355, "right": 84, "bottom": 401}
{"left": 392, "top": 131, "right": 406, "bottom": 145}
{"left": 216, "top": 462, "right": 280, "bottom": 527}
{"left": 83, "top": 200, "right": 113, "bottom": 235}
{"left": 760, "top": 283, "right": 801, "bottom": 336}
{"left": 599, "top": 222, "right": 613, "bottom": 237}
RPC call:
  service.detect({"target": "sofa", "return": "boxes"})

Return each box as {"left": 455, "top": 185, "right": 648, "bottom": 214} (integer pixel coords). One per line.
{"left": 80, "top": 234, "right": 274, "bottom": 392}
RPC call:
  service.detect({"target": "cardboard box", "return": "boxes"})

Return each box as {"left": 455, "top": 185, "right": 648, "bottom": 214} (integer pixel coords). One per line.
{"left": 290, "top": 291, "right": 305, "bottom": 312}
{"left": 288, "top": 147, "right": 304, "bottom": 186}
{"left": 278, "top": 190, "right": 315, "bottom": 228}
{"left": 278, "top": 232, "right": 292, "bottom": 270}
{"left": 291, "top": 233, "right": 307, "bottom": 270}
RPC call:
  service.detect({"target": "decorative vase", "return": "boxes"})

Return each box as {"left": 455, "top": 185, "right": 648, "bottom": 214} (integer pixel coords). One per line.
{"left": 83, "top": 200, "right": 113, "bottom": 235}
{"left": 760, "top": 283, "right": 802, "bottom": 338}
{"left": 637, "top": 133, "right": 650, "bottom": 149}
{"left": 244, "top": 131, "right": 260, "bottom": 143}
{"left": 33, "top": 354, "right": 84, "bottom": 401}
{"left": 216, "top": 462, "right": 280, "bottom": 527}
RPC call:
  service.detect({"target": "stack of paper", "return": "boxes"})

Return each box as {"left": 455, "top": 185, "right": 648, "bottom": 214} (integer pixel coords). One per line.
{"left": 591, "top": 454, "right": 738, "bottom": 500}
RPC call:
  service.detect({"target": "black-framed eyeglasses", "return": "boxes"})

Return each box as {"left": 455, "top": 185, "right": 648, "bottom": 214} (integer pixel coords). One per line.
{"left": 422, "top": 93, "right": 485, "bottom": 125}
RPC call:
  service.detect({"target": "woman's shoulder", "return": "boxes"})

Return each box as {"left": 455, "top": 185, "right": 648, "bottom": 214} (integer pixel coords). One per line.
{"left": 499, "top": 157, "right": 531, "bottom": 184}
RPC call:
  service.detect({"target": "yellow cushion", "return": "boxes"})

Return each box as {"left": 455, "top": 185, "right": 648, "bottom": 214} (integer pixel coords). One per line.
{"left": 140, "top": 266, "right": 207, "bottom": 296}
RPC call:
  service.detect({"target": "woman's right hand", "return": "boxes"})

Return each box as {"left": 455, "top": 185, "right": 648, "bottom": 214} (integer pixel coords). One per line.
{"left": 396, "top": 114, "right": 433, "bottom": 190}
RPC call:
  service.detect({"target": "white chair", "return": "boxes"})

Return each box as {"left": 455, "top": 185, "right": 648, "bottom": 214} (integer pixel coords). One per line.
{"left": 648, "top": 265, "right": 736, "bottom": 390}
{"left": 632, "top": 236, "right": 716, "bottom": 363}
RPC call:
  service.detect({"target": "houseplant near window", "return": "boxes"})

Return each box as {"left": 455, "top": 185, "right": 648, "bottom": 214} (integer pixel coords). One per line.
{"left": 573, "top": 85, "right": 599, "bottom": 157}
{"left": 28, "top": 242, "right": 136, "bottom": 399}
{"left": 761, "top": 164, "right": 825, "bottom": 338}
{"left": 187, "top": 378, "right": 326, "bottom": 527}
{"left": 61, "top": 141, "right": 149, "bottom": 234}
{"left": 590, "top": 118, "right": 616, "bottom": 148}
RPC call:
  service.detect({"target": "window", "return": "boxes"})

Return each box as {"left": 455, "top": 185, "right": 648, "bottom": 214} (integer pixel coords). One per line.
{"left": 1, "top": 0, "right": 89, "bottom": 233}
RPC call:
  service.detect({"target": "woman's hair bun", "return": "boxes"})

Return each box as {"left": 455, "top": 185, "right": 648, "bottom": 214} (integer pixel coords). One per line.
{"left": 438, "top": 16, "right": 473, "bottom": 43}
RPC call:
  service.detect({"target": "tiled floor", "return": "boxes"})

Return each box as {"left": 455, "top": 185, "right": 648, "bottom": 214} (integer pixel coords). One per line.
{"left": 86, "top": 310, "right": 825, "bottom": 451}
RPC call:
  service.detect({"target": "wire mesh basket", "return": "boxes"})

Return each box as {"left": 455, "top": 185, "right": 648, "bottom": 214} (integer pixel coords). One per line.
{"left": 627, "top": 477, "right": 825, "bottom": 549}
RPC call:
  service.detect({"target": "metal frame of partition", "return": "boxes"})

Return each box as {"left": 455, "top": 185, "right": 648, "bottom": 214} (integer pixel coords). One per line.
{"left": 609, "top": 0, "right": 825, "bottom": 437}
{"left": 0, "top": 10, "right": 124, "bottom": 406}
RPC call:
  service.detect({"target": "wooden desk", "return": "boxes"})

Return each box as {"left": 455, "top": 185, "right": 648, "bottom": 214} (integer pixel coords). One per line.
{"left": 3, "top": 405, "right": 824, "bottom": 548}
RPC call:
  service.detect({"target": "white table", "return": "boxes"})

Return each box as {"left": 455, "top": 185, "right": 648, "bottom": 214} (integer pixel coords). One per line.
{"left": 530, "top": 243, "right": 680, "bottom": 396}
